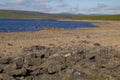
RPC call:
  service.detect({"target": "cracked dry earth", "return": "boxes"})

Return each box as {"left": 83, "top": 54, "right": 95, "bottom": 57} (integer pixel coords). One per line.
{"left": 0, "top": 44, "right": 120, "bottom": 80}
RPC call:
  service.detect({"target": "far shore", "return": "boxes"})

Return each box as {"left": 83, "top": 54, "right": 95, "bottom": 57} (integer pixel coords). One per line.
{"left": 58, "top": 19, "right": 120, "bottom": 22}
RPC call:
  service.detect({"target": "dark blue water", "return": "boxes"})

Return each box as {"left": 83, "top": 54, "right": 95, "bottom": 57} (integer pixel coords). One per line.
{"left": 0, "top": 19, "right": 95, "bottom": 32}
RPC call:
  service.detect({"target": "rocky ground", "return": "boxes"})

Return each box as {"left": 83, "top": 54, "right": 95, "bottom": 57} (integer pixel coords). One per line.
{"left": 0, "top": 20, "right": 120, "bottom": 80}
{"left": 0, "top": 44, "right": 120, "bottom": 80}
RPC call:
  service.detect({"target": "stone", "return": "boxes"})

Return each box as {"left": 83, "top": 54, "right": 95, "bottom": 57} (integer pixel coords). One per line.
{"left": 8, "top": 43, "right": 13, "bottom": 46}
{"left": 89, "top": 56, "right": 96, "bottom": 60}
{"left": 71, "top": 70, "right": 90, "bottom": 80}
{"left": 4, "top": 64, "right": 16, "bottom": 74}
{"left": 0, "top": 57, "right": 11, "bottom": 64}
{"left": 0, "top": 54, "right": 5, "bottom": 58}
{"left": 13, "top": 57, "right": 24, "bottom": 69}
{"left": 26, "top": 53, "right": 36, "bottom": 59}
{"left": 30, "top": 58, "right": 44, "bottom": 66}
{"left": 36, "top": 52, "right": 50, "bottom": 59}
{"left": 93, "top": 43, "right": 101, "bottom": 46}
{"left": 30, "top": 69, "right": 41, "bottom": 76}
{"left": 34, "top": 76, "right": 42, "bottom": 80}
{"left": 31, "top": 45, "right": 46, "bottom": 51}
{"left": 0, "top": 67, "right": 3, "bottom": 73}
{"left": 9, "top": 68, "right": 27, "bottom": 77}
{"left": 0, "top": 74, "right": 15, "bottom": 80}
{"left": 24, "top": 76, "right": 33, "bottom": 80}
{"left": 0, "top": 45, "right": 119, "bottom": 80}
{"left": 48, "top": 65, "right": 59, "bottom": 74}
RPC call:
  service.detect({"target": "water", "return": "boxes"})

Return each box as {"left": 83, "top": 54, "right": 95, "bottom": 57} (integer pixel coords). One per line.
{"left": 0, "top": 19, "right": 95, "bottom": 32}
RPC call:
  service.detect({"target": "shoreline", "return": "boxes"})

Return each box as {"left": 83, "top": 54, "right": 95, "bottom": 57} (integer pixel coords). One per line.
{"left": 58, "top": 19, "right": 120, "bottom": 22}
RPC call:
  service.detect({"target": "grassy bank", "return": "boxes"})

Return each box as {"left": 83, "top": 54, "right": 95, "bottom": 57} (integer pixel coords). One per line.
{"left": 71, "top": 15, "right": 120, "bottom": 20}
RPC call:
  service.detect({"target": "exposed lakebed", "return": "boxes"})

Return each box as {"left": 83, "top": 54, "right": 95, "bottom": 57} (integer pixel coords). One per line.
{"left": 0, "top": 19, "right": 96, "bottom": 32}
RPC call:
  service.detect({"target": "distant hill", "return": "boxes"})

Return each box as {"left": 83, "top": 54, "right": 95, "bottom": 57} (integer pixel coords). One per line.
{"left": 0, "top": 10, "right": 74, "bottom": 19}
{"left": 0, "top": 9, "right": 120, "bottom": 20}
{"left": 71, "top": 14, "right": 120, "bottom": 20}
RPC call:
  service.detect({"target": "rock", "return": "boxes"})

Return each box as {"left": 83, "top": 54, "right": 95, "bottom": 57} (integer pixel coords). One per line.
{"left": 65, "top": 56, "right": 76, "bottom": 67}
{"left": 36, "top": 52, "right": 50, "bottom": 59}
{"left": 23, "top": 45, "right": 47, "bottom": 53}
{"left": 71, "top": 70, "right": 90, "bottom": 80}
{"left": 41, "top": 60, "right": 57, "bottom": 74}
{"left": 0, "top": 45, "right": 119, "bottom": 80}
{"left": 16, "top": 77, "right": 25, "bottom": 80}
{"left": 22, "top": 47, "right": 33, "bottom": 53}
{"left": 30, "top": 68, "right": 41, "bottom": 76}
{"left": 35, "top": 74, "right": 61, "bottom": 80}
{"left": 0, "top": 67, "right": 3, "bottom": 73}
{"left": 25, "top": 53, "right": 36, "bottom": 59}
{"left": 8, "top": 43, "right": 13, "bottom": 46}
{"left": 49, "top": 43, "right": 55, "bottom": 47}
{"left": 0, "top": 54, "right": 5, "bottom": 58}
{"left": 13, "top": 57, "right": 24, "bottom": 69}
{"left": 41, "top": 58, "right": 66, "bottom": 75}
{"left": 4, "top": 64, "right": 16, "bottom": 74}
{"left": 24, "top": 76, "right": 33, "bottom": 80}
{"left": 34, "top": 76, "right": 45, "bottom": 80}
{"left": 30, "top": 66, "right": 49, "bottom": 76}
{"left": 30, "top": 58, "right": 44, "bottom": 66}
{"left": 48, "top": 65, "right": 59, "bottom": 74}
{"left": 89, "top": 56, "right": 96, "bottom": 61}
{"left": 24, "top": 58, "right": 32, "bottom": 66}
{"left": 0, "top": 74, "right": 15, "bottom": 80}
{"left": 73, "top": 70, "right": 87, "bottom": 77}
{"left": 24, "top": 53, "right": 37, "bottom": 66}
{"left": 93, "top": 43, "right": 101, "bottom": 46}
{"left": 31, "top": 45, "right": 46, "bottom": 51}
{"left": 86, "top": 35, "right": 91, "bottom": 39}
{"left": 9, "top": 68, "right": 27, "bottom": 77}
{"left": 0, "top": 57, "right": 11, "bottom": 64}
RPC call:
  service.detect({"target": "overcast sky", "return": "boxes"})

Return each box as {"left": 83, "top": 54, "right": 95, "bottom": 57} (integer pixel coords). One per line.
{"left": 0, "top": 0, "right": 120, "bottom": 14}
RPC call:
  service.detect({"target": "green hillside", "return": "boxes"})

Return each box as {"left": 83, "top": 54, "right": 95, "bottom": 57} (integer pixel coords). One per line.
{"left": 0, "top": 10, "right": 66, "bottom": 19}
{"left": 71, "top": 15, "right": 120, "bottom": 20}
{"left": 0, "top": 10, "right": 120, "bottom": 20}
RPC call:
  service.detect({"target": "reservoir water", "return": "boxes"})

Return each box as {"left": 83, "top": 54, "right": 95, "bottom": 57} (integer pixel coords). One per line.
{"left": 0, "top": 19, "right": 95, "bottom": 32}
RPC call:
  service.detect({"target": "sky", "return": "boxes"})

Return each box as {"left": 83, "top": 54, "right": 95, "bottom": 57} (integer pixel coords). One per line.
{"left": 0, "top": 0, "right": 120, "bottom": 14}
